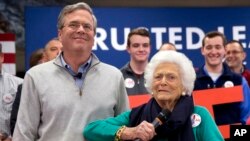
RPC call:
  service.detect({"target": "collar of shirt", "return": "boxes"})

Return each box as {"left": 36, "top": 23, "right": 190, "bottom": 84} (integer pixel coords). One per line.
{"left": 203, "top": 65, "right": 223, "bottom": 82}
{"left": 59, "top": 53, "right": 92, "bottom": 78}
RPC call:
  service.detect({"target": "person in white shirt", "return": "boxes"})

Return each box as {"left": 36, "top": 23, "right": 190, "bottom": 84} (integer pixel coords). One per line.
{"left": 0, "top": 43, "right": 23, "bottom": 141}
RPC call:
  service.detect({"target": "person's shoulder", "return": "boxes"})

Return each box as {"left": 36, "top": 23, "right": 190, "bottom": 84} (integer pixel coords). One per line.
{"left": 120, "top": 63, "right": 134, "bottom": 76}
{"left": 193, "top": 106, "right": 213, "bottom": 125}
{"left": 243, "top": 68, "right": 250, "bottom": 75}
{"left": 242, "top": 68, "right": 250, "bottom": 82}
{"left": 194, "top": 105, "right": 210, "bottom": 115}
{"left": 98, "top": 62, "right": 117, "bottom": 69}
{"left": 31, "top": 60, "right": 54, "bottom": 70}
{"left": 97, "top": 62, "right": 122, "bottom": 73}
{"left": 13, "top": 75, "right": 23, "bottom": 83}
{"left": 227, "top": 71, "right": 243, "bottom": 84}
{"left": 194, "top": 65, "right": 206, "bottom": 78}
{"left": 120, "top": 63, "right": 129, "bottom": 71}
{"left": 26, "top": 61, "right": 55, "bottom": 77}
{"left": 223, "top": 63, "right": 241, "bottom": 77}
{"left": 3, "top": 72, "right": 23, "bottom": 82}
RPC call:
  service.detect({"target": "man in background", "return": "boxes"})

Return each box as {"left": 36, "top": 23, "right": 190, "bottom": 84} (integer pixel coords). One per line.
{"left": 0, "top": 43, "right": 23, "bottom": 141}
{"left": 121, "top": 27, "right": 151, "bottom": 95}
{"left": 194, "top": 31, "right": 250, "bottom": 139}
{"left": 43, "top": 37, "right": 62, "bottom": 62}
{"left": 159, "top": 42, "right": 176, "bottom": 51}
{"left": 225, "top": 40, "right": 250, "bottom": 86}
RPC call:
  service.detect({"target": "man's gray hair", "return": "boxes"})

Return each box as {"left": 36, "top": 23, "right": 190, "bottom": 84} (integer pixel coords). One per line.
{"left": 57, "top": 2, "right": 97, "bottom": 33}
{"left": 144, "top": 51, "right": 196, "bottom": 96}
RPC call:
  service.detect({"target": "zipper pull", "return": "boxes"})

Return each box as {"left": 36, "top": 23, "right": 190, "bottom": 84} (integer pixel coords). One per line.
{"left": 80, "top": 89, "right": 82, "bottom": 96}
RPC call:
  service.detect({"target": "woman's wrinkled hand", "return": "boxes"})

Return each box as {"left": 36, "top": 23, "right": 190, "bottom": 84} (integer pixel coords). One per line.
{"left": 120, "top": 121, "right": 156, "bottom": 141}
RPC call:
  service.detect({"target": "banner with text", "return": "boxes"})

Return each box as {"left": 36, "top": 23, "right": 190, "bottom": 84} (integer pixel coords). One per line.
{"left": 25, "top": 7, "right": 250, "bottom": 69}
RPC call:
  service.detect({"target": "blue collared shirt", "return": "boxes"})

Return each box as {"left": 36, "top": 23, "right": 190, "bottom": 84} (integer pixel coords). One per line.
{"left": 60, "top": 54, "right": 91, "bottom": 88}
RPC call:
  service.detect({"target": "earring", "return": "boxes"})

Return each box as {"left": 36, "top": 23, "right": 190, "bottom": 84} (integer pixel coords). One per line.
{"left": 182, "top": 91, "right": 186, "bottom": 96}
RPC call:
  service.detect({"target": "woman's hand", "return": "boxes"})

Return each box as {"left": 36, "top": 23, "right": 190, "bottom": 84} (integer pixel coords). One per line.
{"left": 121, "top": 121, "right": 155, "bottom": 141}
{"left": 3, "top": 137, "right": 11, "bottom": 141}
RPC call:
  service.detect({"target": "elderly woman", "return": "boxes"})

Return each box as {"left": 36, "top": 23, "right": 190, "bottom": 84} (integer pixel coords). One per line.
{"left": 83, "top": 51, "right": 223, "bottom": 141}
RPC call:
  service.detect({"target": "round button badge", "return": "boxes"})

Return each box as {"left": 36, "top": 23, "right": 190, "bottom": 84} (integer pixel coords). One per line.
{"left": 3, "top": 94, "right": 14, "bottom": 104}
{"left": 124, "top": 78, "right": 135, "bottom": 88}
{"left": 191, "top": 113, "right": 201, "bottom": 127}
{"left": 224, "top": 81, "right": 234, "bottom": 88}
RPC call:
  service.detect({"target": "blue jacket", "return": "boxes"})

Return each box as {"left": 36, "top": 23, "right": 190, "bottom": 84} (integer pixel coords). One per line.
{"left": 194, "top": 63, "right": 250, "bottom": 125}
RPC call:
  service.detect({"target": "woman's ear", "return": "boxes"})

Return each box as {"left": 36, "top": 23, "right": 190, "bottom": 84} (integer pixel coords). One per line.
{"left": 181, "top": 88, "right": 186, "bottom": 96}
{"left": 181, "top": 91, "right": 186, "bottom": 96}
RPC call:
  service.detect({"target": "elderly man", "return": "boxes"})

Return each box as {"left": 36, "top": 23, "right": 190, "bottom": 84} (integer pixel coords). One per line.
{"left": 0, "top": 43, "right": 23, "bottom": 141}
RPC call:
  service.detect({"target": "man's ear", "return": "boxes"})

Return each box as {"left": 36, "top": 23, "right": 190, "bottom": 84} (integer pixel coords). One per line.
{"left": 126, "top": 46, "right": 130, "bottom": 53}
{"left": 58, "top": 30, "right": 62, "bottom": 42}
{"left": 200, "top": 47, "right": 204, "bottom": 56}
{"left": 242, "top": 52, "right": 246, "bottom": 60}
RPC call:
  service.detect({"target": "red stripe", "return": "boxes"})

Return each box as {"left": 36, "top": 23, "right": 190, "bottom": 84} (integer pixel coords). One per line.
{"left": 3, "top": 53, "right": 15, "bottom": 63}
{"left": 0, "top": 33, "right": 15, "bottom": 41}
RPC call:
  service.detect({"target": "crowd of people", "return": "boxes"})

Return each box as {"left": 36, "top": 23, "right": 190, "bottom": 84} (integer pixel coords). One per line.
{"left": 0, "top": 1, "right": 250, "bottom": 141}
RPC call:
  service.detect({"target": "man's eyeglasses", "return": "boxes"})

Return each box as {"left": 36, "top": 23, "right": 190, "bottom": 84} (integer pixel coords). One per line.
{"left": 63, "top": 22, "right": 93, "bottom": 32}
{"left": 226, "top": 50, "right": 243, "bottom": 55}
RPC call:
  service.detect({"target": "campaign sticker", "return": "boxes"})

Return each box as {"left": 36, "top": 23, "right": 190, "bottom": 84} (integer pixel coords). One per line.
{"left": 3, "top": 94, "right": 14, "bottom": 104}
{"left": 191, "top": 113, "right": 201, "bottom": 127}
{"left": 124, "top": 78, "right": 135, "bottom": 88}
{"left": 224, "top": 81, "right": 234, "bottom": 88}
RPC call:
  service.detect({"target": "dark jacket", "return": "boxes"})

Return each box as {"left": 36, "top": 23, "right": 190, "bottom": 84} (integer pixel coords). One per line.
{"left": 130, "top": 96, "right": 195, "bottom": 141}
{"left": 120, "top": 63, "right": 149, "bottom": 95}
{"left": 194, "top": 63, "right": 242, "bottom": 125}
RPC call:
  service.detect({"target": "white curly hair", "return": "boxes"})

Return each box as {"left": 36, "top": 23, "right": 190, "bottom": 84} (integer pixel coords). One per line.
{"left": 144, "top": 51, "right": 196, "bottom": 96}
